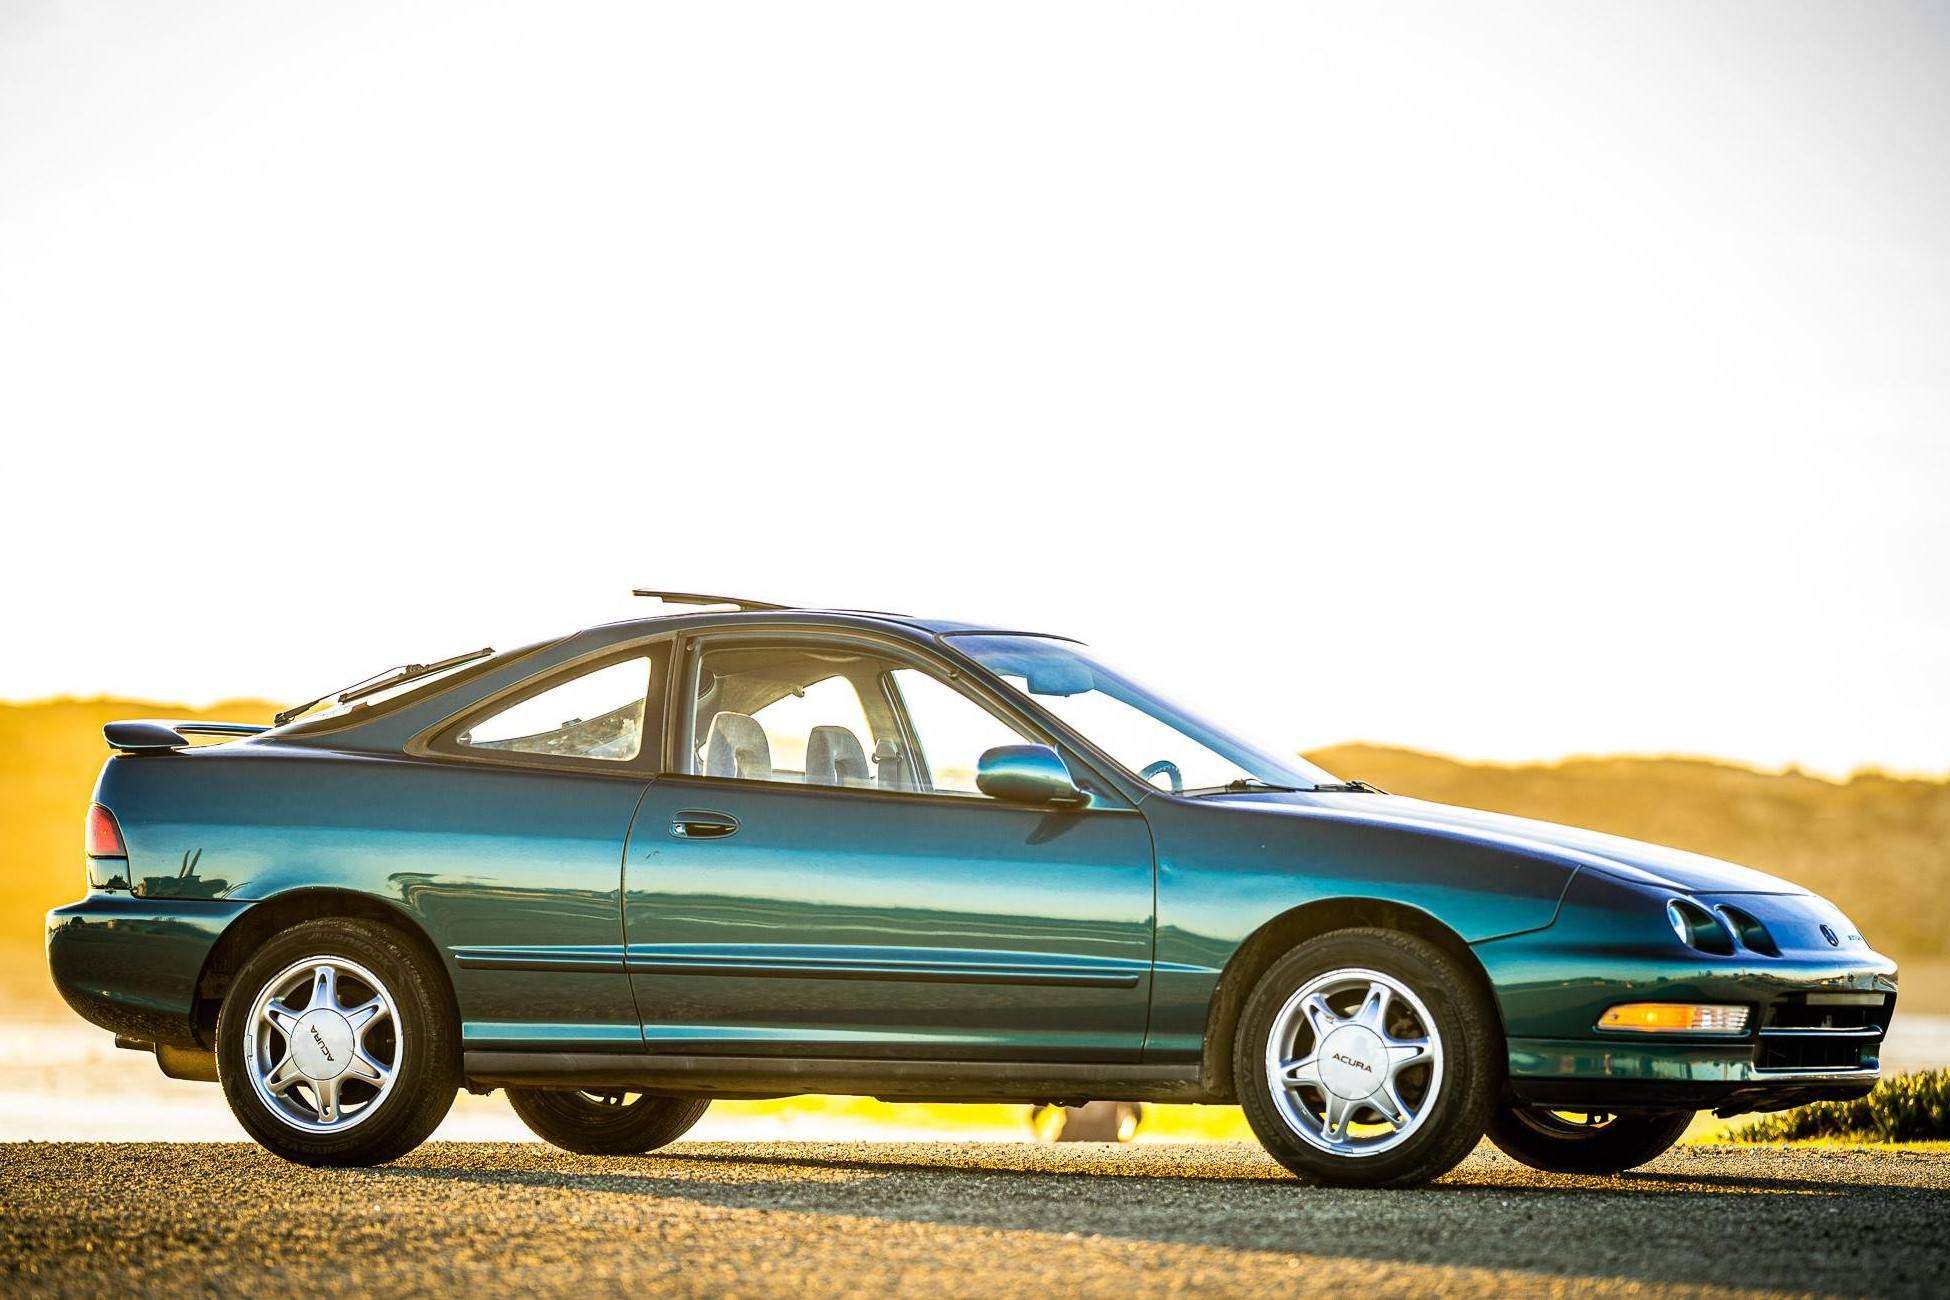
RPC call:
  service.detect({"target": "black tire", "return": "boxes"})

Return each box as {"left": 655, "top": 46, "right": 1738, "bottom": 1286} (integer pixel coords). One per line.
{"left": 1232, "top": 927, "right": 1501, "bottom": 1188}
{"left": 506, "top": 1089, "right": 710, "bottom": 1155}
{"left": 1486, "top": 1106, "right": 1692, "bottom": 1174}
{"left": 216, "top": 917, "right": 459, "bottom": 1167}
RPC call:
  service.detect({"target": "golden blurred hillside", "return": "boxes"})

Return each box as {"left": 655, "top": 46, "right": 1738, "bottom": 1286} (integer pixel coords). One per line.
{"left": 4, "top": 702, "right": 1944, "bottom": 1014}
{"left": 0, "top": 698, "right": 277, "bottom": 1011}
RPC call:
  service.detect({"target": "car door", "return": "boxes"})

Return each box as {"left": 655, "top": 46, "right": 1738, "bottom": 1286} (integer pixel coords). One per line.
{"left": 623, "top": 631, "right": 1157, "bottom": 1062}
{"left": 411, "top": 645, "right": 667, "bottom": 1053}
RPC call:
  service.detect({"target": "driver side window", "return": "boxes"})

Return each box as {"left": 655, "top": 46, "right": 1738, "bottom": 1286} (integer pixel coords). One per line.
{"left": 683, "top": 642, "right": 1034, "bottom": 798}
{"left": 685, "top": 643, "right": 884, "bottom": 787}
{"left": 887, "top": 669, "right": 1029, "bottom": 795}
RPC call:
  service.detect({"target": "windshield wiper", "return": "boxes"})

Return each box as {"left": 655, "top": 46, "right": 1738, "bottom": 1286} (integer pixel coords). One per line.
{"left": 1310, "top": 779, "right": 1387, "bottom": 794}
{"left": 1182, "top": 778, "right": 1308, "bottom": 797}
{"left": 274, "top": 647, "right": 493, "bottom": 726}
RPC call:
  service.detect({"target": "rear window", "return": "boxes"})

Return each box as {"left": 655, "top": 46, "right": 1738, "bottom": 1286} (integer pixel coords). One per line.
{"left": 276, "top": 650, "right": 516, "bottom": 734}
{"left": 456, "top": 656, "right": 654, "bottom": 762}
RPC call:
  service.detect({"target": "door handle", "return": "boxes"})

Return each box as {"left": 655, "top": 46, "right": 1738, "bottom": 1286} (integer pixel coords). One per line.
{"left": 670, "top": 809, "right": 739, "bottom": 840}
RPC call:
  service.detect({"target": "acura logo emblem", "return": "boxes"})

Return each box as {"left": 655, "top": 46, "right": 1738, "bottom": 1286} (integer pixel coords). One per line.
{"left": 1819, "top": 924, "right": 1840, "bottom": 947}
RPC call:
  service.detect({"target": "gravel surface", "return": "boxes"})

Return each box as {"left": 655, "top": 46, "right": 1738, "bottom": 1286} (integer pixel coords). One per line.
{"left": 2, "top": 1141, "right": 1944, "bottom": 1297}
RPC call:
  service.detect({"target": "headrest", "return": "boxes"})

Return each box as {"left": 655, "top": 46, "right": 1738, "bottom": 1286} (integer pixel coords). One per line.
{"left": 805, "top": 725, "right": 870, "bottom": 787}
{"left": 705, "top": 712, "right": 771, "bottom": 780}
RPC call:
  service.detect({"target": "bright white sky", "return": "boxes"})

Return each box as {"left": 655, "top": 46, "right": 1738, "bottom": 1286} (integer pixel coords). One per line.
{"left": 3, "top": 1, "right": 1946, "bottom": 778}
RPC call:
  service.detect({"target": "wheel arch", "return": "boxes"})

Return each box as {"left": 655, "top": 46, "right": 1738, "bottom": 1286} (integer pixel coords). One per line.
{"left": 191, "top": 888, "right": 459, "bottom": 1047}
{"left": 1199, "top": 897, "right": 1504, "bottom": 1101}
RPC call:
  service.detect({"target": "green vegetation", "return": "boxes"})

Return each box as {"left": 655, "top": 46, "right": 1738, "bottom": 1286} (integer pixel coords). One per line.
{"left": 1725, "top": 1069, "right": 1950, "bottom": 1143}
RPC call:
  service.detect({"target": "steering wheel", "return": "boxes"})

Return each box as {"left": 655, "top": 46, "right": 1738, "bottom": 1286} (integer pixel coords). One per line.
{"left": 1139, "top": 759, "right": 1183, "bottom": 793}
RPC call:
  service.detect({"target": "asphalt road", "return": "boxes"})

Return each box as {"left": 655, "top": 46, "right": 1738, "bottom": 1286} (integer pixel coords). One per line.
{"left": 2, "top": 1141, "right": 1944, "bottom": 1298}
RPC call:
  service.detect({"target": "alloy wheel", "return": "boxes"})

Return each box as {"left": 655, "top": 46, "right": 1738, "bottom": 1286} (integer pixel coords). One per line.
{"left": 243, "top": 955, "right": 401, "bottom": 1133}
{"left": 1263, "top": 966, "right": 1444, "bottom": 1157}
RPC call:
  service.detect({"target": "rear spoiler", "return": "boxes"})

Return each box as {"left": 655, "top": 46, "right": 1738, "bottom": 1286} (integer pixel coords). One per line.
{"left": 104, "top": 720, "right": 269, "bottom": 753}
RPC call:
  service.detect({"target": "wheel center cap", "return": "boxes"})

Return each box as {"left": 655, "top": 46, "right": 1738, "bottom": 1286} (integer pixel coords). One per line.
{"left": 1318, "top": 1025, "right": 1387, "bottom": 1099}
{"left": 290, "top": 1009, "right": 354, "bottom": 1080}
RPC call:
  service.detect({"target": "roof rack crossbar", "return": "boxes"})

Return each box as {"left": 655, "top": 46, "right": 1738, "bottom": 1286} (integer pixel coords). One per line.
{"left": 631, "top": 589, "right": 788, "bottom": 612}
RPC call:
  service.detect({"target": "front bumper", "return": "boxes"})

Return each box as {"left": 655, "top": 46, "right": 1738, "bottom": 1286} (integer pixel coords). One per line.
{"left": 1477, "top": 871, "right": 1899, "bottom": 1116}
{"left": 46, "top": 894, "right": 250, "bottom": 1049}
{"left": 1506, "top": 1032, "right": 1886, "bottom": 1115}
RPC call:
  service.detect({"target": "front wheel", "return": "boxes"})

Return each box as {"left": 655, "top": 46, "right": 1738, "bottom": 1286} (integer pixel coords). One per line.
{"left": 1486, "top": 1107, "right": 1692, "bottom": 1174}
{"left": 1233, "top": 928, "right": 1500, "bottom": 1188}
{"left": 506, "top": 1089, "right": 710, "bottom": 1155}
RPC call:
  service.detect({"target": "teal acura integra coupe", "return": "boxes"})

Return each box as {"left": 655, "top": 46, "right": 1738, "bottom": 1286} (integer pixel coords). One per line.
{"left": 49, "top": 592, "right": 1897, "bottom": 1186}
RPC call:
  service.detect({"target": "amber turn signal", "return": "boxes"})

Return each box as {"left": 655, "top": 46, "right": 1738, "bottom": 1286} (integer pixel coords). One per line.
{"left": 1597, "top": 1003, "right": 1749, "bottom": 1034}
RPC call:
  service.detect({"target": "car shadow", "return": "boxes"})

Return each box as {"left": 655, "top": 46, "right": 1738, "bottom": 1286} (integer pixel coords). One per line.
{"left": 365, "top": 1142, "right": 1948, "bottom": 1295}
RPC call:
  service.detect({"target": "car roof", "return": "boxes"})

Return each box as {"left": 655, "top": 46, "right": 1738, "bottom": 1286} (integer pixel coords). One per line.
{"left": 587, "top": 606, "right": 1058, "bottom": 640}
{"left": 268, "top": 606, "right": 1075, "bottom": 753}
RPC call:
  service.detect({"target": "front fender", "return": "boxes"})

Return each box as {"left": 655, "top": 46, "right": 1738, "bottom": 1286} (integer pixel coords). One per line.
{"left": 1143, "top": 797, "right": 1577, "bottom": 1058}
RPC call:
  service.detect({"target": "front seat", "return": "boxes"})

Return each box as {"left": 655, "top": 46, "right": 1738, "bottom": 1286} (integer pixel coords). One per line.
{"left": 805, "top": 725, "right": 870, "bottom": 787}
{"left": 705, "top": 712, "right": 772, "bottom": 780}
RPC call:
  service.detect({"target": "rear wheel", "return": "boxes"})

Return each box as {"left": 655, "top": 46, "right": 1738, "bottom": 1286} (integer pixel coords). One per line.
{"left": 506, "top": 1088, "right": 710, "bottom": 1155}
{"left": 1233, "top": 928, "right": 1500, "bottom": 1188}
{"left": 1486, "top": 1106, "right": 1692, "bottom": 1173}
{"left": 217, "top": 918, "right": 459, "bottom": 1166}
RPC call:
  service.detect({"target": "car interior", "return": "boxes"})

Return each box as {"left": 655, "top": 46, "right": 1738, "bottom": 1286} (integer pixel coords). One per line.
{"left": 451, "top": 642, "right": 1030, "bottom": 795}
{"left": 687, "top": 644, "right": 1016, "bottom": 796}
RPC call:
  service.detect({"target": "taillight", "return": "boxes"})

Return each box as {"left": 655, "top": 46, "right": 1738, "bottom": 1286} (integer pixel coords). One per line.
{"left": 85, "top": 803, "right": 127, "bottom": 857}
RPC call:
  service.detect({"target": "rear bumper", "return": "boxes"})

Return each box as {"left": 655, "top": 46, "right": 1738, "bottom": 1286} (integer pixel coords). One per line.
{"left": 46, "top": 894, "right": 249, "bottom": 1049}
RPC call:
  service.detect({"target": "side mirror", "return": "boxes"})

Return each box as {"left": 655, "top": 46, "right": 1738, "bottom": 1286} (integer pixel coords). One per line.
{"left": 976, "top": 744, "right": 1086, "bottom": 807}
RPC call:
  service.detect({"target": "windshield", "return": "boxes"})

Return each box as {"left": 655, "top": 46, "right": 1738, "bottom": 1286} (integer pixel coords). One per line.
{"left": 945, "top": 634, "right": 1338, "bottom": 794}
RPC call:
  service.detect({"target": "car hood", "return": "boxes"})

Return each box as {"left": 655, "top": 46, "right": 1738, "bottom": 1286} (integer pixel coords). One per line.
{"left": 1216, "top": 791, "right": 1805, "bottom": 895}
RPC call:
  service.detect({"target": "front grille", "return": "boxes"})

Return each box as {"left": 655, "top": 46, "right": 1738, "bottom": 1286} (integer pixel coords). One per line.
{"left": 1756, "top": 1034, "right": 1874, "bottom": 1071}
{"left": 1764, "top": 993, "right": 1893, "bottom": 1032}
{"left": 1754, "top": 993, "right": 1890, "bottom": 1073}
